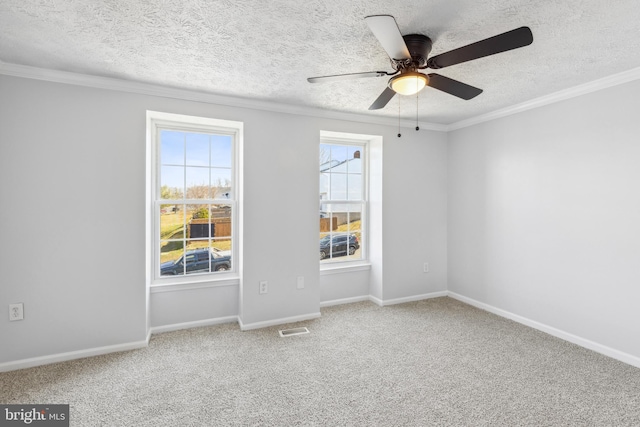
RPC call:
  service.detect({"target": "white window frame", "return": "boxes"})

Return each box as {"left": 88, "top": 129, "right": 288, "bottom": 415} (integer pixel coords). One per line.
{"left": 319, "top": 133, "right": 369, "bottom": 269}
{"left": 147, "top": 111, "right": 242, "bottom": 286}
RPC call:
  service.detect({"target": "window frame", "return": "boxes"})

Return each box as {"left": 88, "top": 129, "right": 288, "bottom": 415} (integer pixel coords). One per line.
{"left": 319, "top": 136, "right": 369, "bottom": 268}
{"left": 148, "top": 111, "right": 242, "bottom": 286}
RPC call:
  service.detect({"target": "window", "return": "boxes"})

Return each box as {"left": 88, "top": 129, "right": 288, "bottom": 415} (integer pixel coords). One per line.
{"left": 148, "top": 111, "right": 241, "bottom": 282}
{"left": 319, "top": 139, "right": 367, "bottom": 264}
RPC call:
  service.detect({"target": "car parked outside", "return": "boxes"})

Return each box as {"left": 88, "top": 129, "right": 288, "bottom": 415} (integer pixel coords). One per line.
{"left": 320, "top": 233, "right": 359, "bottom": 260}
{"left": 161, "top": 248, "right": 231, "bottom": 275}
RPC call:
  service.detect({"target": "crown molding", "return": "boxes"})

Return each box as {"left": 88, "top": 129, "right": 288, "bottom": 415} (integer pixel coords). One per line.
{"left": 3, "top": 61, "right": 639, "bottom": 133}
{"left": 446, "top": 66, "right": 640, "bottom": 131}
{"left": 0, "top": 61, "right": 447, "bottom": 132}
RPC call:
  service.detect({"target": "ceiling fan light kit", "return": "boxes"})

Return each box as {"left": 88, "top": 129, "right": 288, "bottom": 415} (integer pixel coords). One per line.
{"left": 389, "top": 72, "right": 428, "bottom": 96}
{"left": 307, "top": 15, "right": 533, "bottom": 111}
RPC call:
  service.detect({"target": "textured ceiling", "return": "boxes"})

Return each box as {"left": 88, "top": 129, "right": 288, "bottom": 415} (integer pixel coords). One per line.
{"left": 1, "top": 0, "right": 640, "bottom": 124}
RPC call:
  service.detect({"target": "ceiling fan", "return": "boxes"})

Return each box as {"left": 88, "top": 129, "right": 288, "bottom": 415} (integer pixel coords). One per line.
{"left": 308, "top": 15, "right": 533, "bottom": 110}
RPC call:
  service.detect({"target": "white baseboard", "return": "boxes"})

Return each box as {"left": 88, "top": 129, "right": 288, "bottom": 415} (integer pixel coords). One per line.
{"left": 0, "top": 316, "right": 238, "bottom": 372}
{"left": 238, "top": 312, "right": 321, "bottom": 331}
{"left": 320, "top": 295, "right": 370, "bottom": 308}
{"left": 150, "top": 315, "right": 238, "bottom": 335}
{"left": 447, "top": 291, "right": 640, "bottom": 369}
{"left": 7, "top": 292, "right": 636, "bottom": 372}
{"left": 0, "top": 338, "right": 150, "bottom": 373}
{"left": 375, "top": 291, "right": 449, "bottom": 307}
{"left": 369, "top": 295, "right": 383, "bottom": 306}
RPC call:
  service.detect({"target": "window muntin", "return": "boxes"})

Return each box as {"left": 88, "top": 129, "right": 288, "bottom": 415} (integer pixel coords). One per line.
{"left": 319, "top": 140, "right": 366, "bottom": 264}
{"left": 151, "top": 113, "right": 238, "bottom": 282}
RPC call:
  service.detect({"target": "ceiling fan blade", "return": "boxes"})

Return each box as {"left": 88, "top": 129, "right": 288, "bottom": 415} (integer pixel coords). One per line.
{"left": 427, "top": 27, "right": 533, "bottom": 69}
{"left": 365, "top": 15, "right": 411, "bottom": 60}
{"left": 307, "top": 71, "right": 390, "bottom": 83}
{"left": 369, "top": 87, "right": 396, "bottom": 110}
{"left": 426, "top": 74, "right": 483, "bottom": 100}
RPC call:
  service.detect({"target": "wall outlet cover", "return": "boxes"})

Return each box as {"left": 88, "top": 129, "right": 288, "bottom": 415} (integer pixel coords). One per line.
{"left": 9, "top": 303, "right": 24, "bottom": 321}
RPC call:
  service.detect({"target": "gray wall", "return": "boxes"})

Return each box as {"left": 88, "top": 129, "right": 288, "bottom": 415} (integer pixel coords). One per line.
{"left": 0, "top": 74, "right": 449, "bottom": 366}
{"left": 0, "top": 77, "right": 149, "bottom": 362}
{"left": 4, "top": 68, "right": 637, "bottom": 368}
{"left": 382, "top": 129, "right": 448, "bottom": 300}
{"left": 448, "top": 79, "right": 640, "bottom": 360}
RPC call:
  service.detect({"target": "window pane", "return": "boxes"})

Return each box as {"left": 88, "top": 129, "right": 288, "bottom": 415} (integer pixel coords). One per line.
{"left": 334, "top": 211, "right": 350, "bottom": 230}
{"left": 186, "top": 167, "right": 210, "bottom": 199}
{"left": 161, "top": 166, "right": 184, "bottom": 199}
{"left": 331, "top": 145, "right": 348, "bottom": 163}
{"left": 211, "top": 135, "right": 232, "bottom": 168}
{"left": 319, "top": 172, "right": 329, "bottom": 200}
{"left": 319, "top": 211, "right": 336, "bottom": 233}
{"left": 330, "top": 173, "right": 347, "bottom": 200}
{"left": 347, "top": 174, "right": 362, "bottom": 200}
{"left": 160, "top": 240, "right": 184, "bottom": 275}
{"left": 180, "top": 240, "right": 211, "bottom": 274}
{"left": 343, "top": 233, "right": 362, "bottom": 261}
{"left": 211, "top": 168, "right": 232, "bottom": 199}
{"left": 319, "top": 202, "right": 363, "bottom": 263}
{"left": 345, "top": 205, "right": 362, "bottom": 260}
{"left": 211, "top": 239, "right": 232, "bottom": 271}
{"left": 160, "top": 204, "right": 184, "bottom": 240}
{"left": 212, "top": 238, "right": 232, "bottom": 252}
{"left": 347, "top": 146, "right": 362, "bottom": 173}
{"left": 319, "top": 232, "right": 331, "bottom": 261}
{"left": 160, "top": 130, "right": 184, "bottom": 165}
{"left": 154, "top": 114, "right": 238, "bottom": 281}
{"left": 320, "top": 144, "right": 333, "bottom": 168}
{"left": 163, "top": 243, "right": 235, "bottom": 275}
{"left": 346, "top": 206, "right": 362, "bottom": 233}
{"left": 188, "top": 219, "right": 213, "bottom": 240}
{"left": 186, "top": 204, "right": 212, "bottom": 240}
{"left": 319, "top": 140, "right": 366, "bottom": 265}
{"left": 185, "top": 204, "right": 207, "bottom": 225}
{"left": 185, "top": 133, "right": 210, "bottom": 166}
{"left": 210, "top": 204, "right": 232, "bottom": 238}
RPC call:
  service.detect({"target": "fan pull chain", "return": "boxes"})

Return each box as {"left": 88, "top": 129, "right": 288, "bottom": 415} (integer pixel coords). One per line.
{"left": 416, "top": 92, "right": 420, "bottom": 131}
{"left": 397, "top": 100, "right": 401, "bottom": 138}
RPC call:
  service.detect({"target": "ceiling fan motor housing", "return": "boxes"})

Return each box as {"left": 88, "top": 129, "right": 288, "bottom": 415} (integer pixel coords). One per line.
{"left": 400, "top": 34, "right": 432, "bottom": 69}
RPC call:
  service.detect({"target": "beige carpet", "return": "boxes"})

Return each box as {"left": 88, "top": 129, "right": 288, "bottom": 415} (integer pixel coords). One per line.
{"left": 2, "top": 297, "right": 639, "bottom": 426}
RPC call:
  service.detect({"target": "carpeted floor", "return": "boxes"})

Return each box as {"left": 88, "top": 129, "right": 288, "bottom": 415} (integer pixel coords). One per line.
{"left": 2, "top": 297, "right": 639, "bottom": 426}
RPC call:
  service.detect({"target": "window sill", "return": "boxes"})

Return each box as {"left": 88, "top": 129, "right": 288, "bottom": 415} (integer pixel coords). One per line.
{"left": 150, "top": 275, "right": 240, "bottom": 293}
{"left": 320, "top": 262, "right": 371, "bottom": 276}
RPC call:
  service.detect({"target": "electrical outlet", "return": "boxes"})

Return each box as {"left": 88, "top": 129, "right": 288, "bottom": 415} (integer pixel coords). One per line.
{"left": 9, "top": 303, "right": 24, "bottom": 321}
{"left": 423, "top": 263, "right": 429, "bottom": 273}
{"left": 297, "top": 276, "right": 304, "bottom": 289}
{"left": 259, "top": 281, "right": 268, "bottom": 294}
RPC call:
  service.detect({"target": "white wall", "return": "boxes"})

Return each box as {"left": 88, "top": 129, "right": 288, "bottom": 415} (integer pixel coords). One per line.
{"left": 150, "top": 285, "right": 238, "bottom": 329}
{"left": 448, "top": 80, "right": 640, "bottom": 360}
{"left": 382, "top": 129, "right": 448, "bottom": 301}
{"left": 320, "top": 269, "right": 370, "bottom": 304}
{"left": 3, "top": 68, "right": 638, "bottom": 368}
{"left": 239, "top": 110, "right": 321, "bottom": 327}
{"left": 0, "top": 74, "right": 449, "bottom": 366}
{"left": 0, "top": 77, "right": 148, "bottom": 363}
{"left": 317, "top": 125, "right": 449, "bottom": 305}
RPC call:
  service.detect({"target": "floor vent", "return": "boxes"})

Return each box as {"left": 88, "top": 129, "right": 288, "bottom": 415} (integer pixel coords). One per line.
{"left": 278, "top": 327, "right": 310, "bottom": 337}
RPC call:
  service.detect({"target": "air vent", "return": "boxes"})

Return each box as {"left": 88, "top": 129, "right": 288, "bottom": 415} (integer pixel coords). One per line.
{"left": 278, "top": 327, "right": 310, "bottom": 337}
